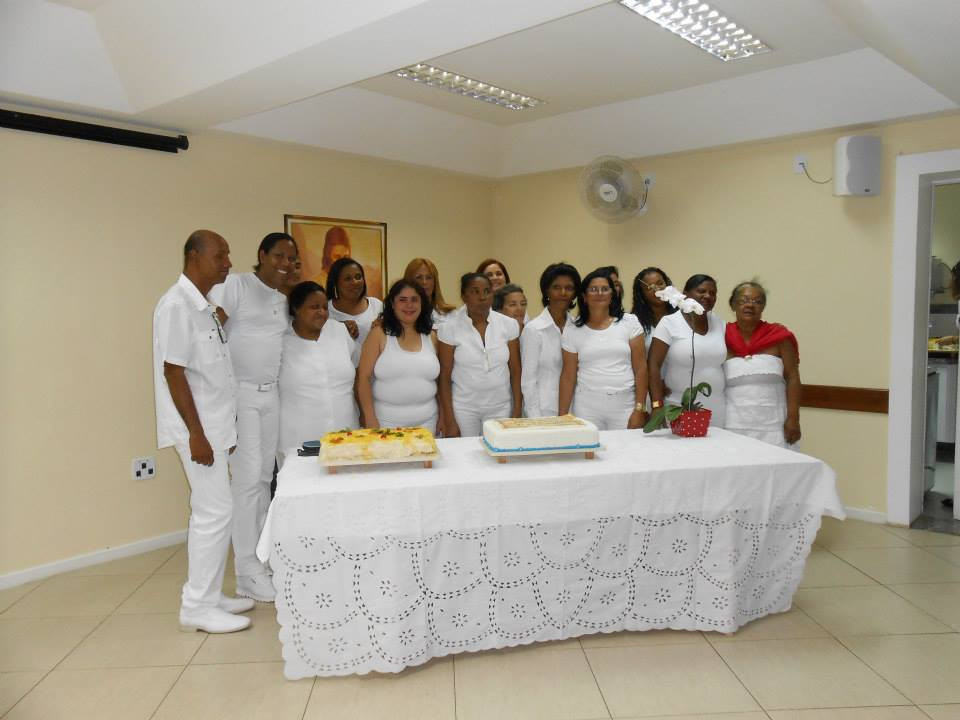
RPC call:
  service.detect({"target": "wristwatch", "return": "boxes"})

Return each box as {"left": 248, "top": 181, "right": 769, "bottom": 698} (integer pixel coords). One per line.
{"left": 634, "top": 402, "right": 647, "bottom": 413}
{"left": 651, "top": 400, "right": 663, "bottom": 409}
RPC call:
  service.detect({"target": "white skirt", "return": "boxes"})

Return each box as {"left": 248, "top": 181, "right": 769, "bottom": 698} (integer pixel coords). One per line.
{"left": 724, "top": 355, "right": 790, "bottom": 448}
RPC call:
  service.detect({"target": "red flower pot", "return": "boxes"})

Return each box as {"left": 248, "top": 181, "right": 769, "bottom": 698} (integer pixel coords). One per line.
{"left": 670, "top": 408, "right": 712, "bottom": 437}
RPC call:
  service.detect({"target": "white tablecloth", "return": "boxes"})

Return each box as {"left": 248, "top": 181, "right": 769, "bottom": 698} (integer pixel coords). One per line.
{"left": 257, "top": 429, "right": 843, "bottom": 678}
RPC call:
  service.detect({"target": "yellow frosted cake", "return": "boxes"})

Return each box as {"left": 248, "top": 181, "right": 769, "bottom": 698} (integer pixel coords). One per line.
{"left": 320, "top": 427, "right": 438, "bottom": 463}
{"left": 482, "top": 415, "right": 600, "bottom": 453}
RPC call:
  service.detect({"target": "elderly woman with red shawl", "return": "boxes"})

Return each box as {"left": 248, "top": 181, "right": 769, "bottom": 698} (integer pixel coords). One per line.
{"left": 724, "top": 282, "right": 801, "bottom": 447}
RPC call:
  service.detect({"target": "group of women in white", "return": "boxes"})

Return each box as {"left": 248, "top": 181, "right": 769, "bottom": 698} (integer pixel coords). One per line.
{"left": 275, "top": 247, "right": 802, "bottom": 450}
{"left": 217, "top": 233, "right": 803, "bottom": 596}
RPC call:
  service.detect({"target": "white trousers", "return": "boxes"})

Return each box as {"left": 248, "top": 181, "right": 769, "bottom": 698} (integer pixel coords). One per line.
{"left": 453, "top": 399, "right": 513, "bottom": 437}
{"left": 176, "top": 446, "right": 232, "bottom": 612}
{"left": 572, "top": 388, "right": 635, "bottom": 431}
{"left": 230, "top": 385, "right": 279, "bottom": 577}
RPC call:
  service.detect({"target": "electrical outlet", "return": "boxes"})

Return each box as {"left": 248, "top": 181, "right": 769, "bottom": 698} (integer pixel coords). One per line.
{"left": 793, "top": 154, "right": 807, "bottom": 174}
{"left": 132, "top": 457, "right": 156, "bottom": 480}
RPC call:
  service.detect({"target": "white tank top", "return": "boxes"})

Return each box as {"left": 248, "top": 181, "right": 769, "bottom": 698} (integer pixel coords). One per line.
{"left": 373, "top": 334, "right": 440, "bottom": 411}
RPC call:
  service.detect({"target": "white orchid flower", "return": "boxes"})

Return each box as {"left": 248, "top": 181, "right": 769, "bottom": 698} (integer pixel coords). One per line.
{"left": 655, "top": 285, "right": 705, "bottom": 315}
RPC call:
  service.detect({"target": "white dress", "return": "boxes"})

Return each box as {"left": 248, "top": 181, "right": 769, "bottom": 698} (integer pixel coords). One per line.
{"left": 724, "top": 355, "right": 790, "bottom": 447}
{"left": 329, "top": 296, "right": 383, "bottom": 348}
{"left": 278, "top": 322, "right": 359, "bottom": 454}
{"left": 652, "top": 311, "right": 727, "bottom": 427}
{"left": 372, "top": 334, "right": 440, "bottom": 429}
{"left": 520, "top": 308, "right": 572, "bottom": 417}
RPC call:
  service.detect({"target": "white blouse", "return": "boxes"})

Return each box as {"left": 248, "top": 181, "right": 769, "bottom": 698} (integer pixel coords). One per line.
{"left": 561, "top": 313, "right": 644, "bottom": 394}
{"left": 278, "top": 321, "right": 359, "bottom": 452}
{"left": 329, "top": 296, "right": 383, "bottom": 348}
{"left": 438, "top": 309, "right": 520, "bottom": 408}
{"left": 651, "top": 311, "right": 727, "bottom": 426}
{"left": 520, "top": 307, "right": 572, "bottom": 417}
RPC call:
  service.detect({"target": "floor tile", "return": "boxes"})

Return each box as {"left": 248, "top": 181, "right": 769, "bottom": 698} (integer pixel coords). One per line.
{"left": 799, "top": 550, "right": 879, "bottom": 588}
{"left": 116, "top": 573, "right": 237, "bottom": 614}
{"left": 926, "top": 545, "right": 960, "bottom": 566}
{"left": 62, "top": 547, "right": 180, "bottom": 577}
{"left": 0, "top": 616, "right": 103, "bottom": 671}
{"left": 831, "top": 547, "right": 960, "bottom": 584}
{"left": 191, "top": 607, "right": 281, "bottom": 664}
{"left": 0, "top": 575, "right": 145, "bottom": 618}
{"left": 579, "top": 628, "right": 705, "bottom": 648}
{"left": 0, "top": 582, "right": 40, "bottom": 613}
{"left": 152, "top": 662, "right": 313, "bottom": 720}
{"left": 843, "top": 634, "right": 960, "bottom": 705}
{"left": 617, "top": 714, "right": 767, "bottom": 720}
{"left": 154, "top": 545, "right": 236, "bottom": 579}
{"left": 888, "top": 583, "right": 960, "bottom": 630}
{"left": 61, "top": 613, "right": 205, "bottom": 668}
{"left": 707, "top": 607, "right": 830, "bottom": 642}
{"left": 920, "top": 705, "right": 960, "bottom": 719}
{"left": 584, "top": 642, "right": 759, "bottom": 717}
{"left": 815, "top": 519, "right": 912, "bottom": 549}
{"left": 0, "top": 672, "right": 46, "bottom": 716}
{"left": 885, "top": 526, "right": 960, "bottom": 546}
{"left": 455, "top": 643, "right": 608, "bottom": 720}
{"left": 5, "top": 666, "right": 180, "bottom": 720}
{"left": 304, "top": 657, "right": 455, "bottom": 720}
{"left": 793, "top": 586, "right": 953, "bottom": 636}
{"left": 767, "top": 708, "right": 930, "bottom": 719}
{"left": 713, "top": 638, "right": 908, "bottom": 710}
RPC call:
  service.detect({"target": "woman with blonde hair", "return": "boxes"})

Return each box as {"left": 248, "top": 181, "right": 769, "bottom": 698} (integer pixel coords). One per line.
{"left": 404, "top": 257, "right": 455, "bottom": 326}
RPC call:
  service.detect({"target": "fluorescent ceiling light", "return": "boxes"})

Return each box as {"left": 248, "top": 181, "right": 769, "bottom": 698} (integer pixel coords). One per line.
{"left": 394, "top": 64, "right": 544, "bottom": 111}
{"left": 619, "top": 0, "right": 771, "bottom": 61}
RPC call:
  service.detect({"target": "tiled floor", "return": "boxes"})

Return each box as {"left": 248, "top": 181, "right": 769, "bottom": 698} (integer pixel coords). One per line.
{"left": 2, "top": 519, "right": 960, "bottom": 719}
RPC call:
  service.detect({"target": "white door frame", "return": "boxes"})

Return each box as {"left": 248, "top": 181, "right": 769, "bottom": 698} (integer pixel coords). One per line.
{"left": 887, "top": 148, "right": 960, "bottom": 526}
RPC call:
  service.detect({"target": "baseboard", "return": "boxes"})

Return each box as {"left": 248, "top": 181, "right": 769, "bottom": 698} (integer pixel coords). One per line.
{"left": 843, "top": 506, "right": 889, "bottom": 524}
{"left": 0, "top": 529, "right": 187, "bottom": 590}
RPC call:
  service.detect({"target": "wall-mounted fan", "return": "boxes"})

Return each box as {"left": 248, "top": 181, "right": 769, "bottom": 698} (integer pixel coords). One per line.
{"left": 578, "top": 155, "right": 652, "bottom": 224}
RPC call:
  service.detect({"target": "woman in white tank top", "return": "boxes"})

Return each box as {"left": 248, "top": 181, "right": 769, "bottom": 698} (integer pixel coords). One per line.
{"left": 357, "top": 279, "right": 440, "bottom": 431}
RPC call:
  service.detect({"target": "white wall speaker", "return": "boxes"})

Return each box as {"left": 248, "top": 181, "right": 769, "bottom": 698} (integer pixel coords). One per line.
{"left": 834, "top": 135, "right": 881, "bottom": 196}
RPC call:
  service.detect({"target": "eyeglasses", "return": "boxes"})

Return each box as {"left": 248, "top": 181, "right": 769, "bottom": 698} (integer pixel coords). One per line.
{"left": 585, "top": 286, "right": 612, "bottom": 295}
{"left": 736, "top": 297, "right": 765, "bottom": 306}
{"left": 212, "top": 311, "right": 227, "bottom": 343}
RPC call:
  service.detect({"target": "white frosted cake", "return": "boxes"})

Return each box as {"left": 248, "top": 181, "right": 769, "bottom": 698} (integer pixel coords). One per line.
{"left": 482, "top": 415, "right": 600, "bottom": 453}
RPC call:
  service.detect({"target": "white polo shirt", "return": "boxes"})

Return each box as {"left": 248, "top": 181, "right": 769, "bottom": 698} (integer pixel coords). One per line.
{"left": 438, "top": 309, "right": 519, "bottom": 408}
{"left": 520, "top": 307, "right": 573, "bottom": 417}
{"left": 561, "top": 313, "right": 643, "bottom": 394}
{"left": 154, "top": 274, "right": 237, "bottom": 451}
{"left": 209, "top": 272, "right": 287, "bottom": 385}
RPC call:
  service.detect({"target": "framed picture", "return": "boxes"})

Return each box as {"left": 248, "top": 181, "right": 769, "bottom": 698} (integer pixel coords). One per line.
{"left": 284, "top": 215, "right": 387, "bottom": 300}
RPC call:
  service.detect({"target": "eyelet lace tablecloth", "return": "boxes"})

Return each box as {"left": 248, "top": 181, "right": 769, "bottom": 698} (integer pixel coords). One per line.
{"left": 257, "top": 428, "right": 843, "bottom": 678}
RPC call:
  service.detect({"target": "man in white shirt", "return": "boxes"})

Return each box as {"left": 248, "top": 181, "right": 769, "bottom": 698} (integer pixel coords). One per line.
{"left": 209, "top": 232, "right": 297, "bottom": 602}
{"left": 153, "top": 230, "right": 253, "bottom": 633}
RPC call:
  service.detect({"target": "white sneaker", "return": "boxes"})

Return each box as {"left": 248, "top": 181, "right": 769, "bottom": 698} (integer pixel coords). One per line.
{"left": 180, "top": 607, "right": 251, "bottom": 634}
{"left": 236, "top": 573, "right": 275, "bottom": 602}
{"left": 219, "top": 595, "right": 255, "bottom": 614}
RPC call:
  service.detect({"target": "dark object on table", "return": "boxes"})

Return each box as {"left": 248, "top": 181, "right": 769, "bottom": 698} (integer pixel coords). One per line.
{"left": 298, "top": 440, "right": 321, "bottom": 457}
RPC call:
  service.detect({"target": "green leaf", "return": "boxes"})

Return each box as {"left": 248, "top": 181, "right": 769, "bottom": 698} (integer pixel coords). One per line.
{"left": 665, "top": 406, "right": 683, "bottom": 422}
{"left": 643, "top": 407, "right": 668, "bottom": 433}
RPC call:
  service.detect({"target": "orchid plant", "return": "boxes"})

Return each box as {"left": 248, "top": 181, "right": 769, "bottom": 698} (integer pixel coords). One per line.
{"left": 642, "top": 286, "right": 713, "bottom": 432}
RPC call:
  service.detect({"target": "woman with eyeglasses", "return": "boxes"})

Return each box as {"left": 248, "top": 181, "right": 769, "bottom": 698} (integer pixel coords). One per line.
{"left": 438, "top": 273, "right": 522, "bottom": 437}
{"left": 326, "top": 257, "right": 384, "bottom": 347}
{"left": 558, "top": 267, "right": 648, "bottom": 430}
{"left": 278, "top": 281, "right": 359, "bottom": 456}
{"left": 648, "top": 273, "right": 727, "bottom": 427}
{"left": 521, "top": 262, "right": 581, "bottom": 418}
{"left": 724, "top": 281, "right": 801, "bottom": 446}
{"left": 631, "top": 267, "right": 677, "bottom": 351}
{"left": 356, "top": 279, "right": 440, "bottom": 431}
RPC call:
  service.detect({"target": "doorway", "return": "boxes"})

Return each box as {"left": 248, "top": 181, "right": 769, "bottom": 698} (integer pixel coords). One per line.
{"left": 887, "top": 148, "right": 960, "bottom": 528}
{"left": 919, "top": 182, "right": 960, "bottom": 533}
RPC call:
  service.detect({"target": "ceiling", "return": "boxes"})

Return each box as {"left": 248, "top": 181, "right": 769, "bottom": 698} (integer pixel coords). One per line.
{"left": 2, "top": 0, "right": 958, "bottom": 177}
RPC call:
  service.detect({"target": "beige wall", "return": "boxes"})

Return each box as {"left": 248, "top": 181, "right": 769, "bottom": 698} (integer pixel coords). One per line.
{"left": 0, "top": 129, "right": 491, "bottom": 575}
{"left": 491, "top": 113, "right": 960, "bottom": 513}
{"left": 4, "top": 112, "right": 960, "bottom": 577}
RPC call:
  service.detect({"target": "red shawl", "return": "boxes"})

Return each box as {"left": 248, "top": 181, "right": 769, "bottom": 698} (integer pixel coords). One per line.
{"left": 726, "top": 321, "right": 799, "bottom": 360}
